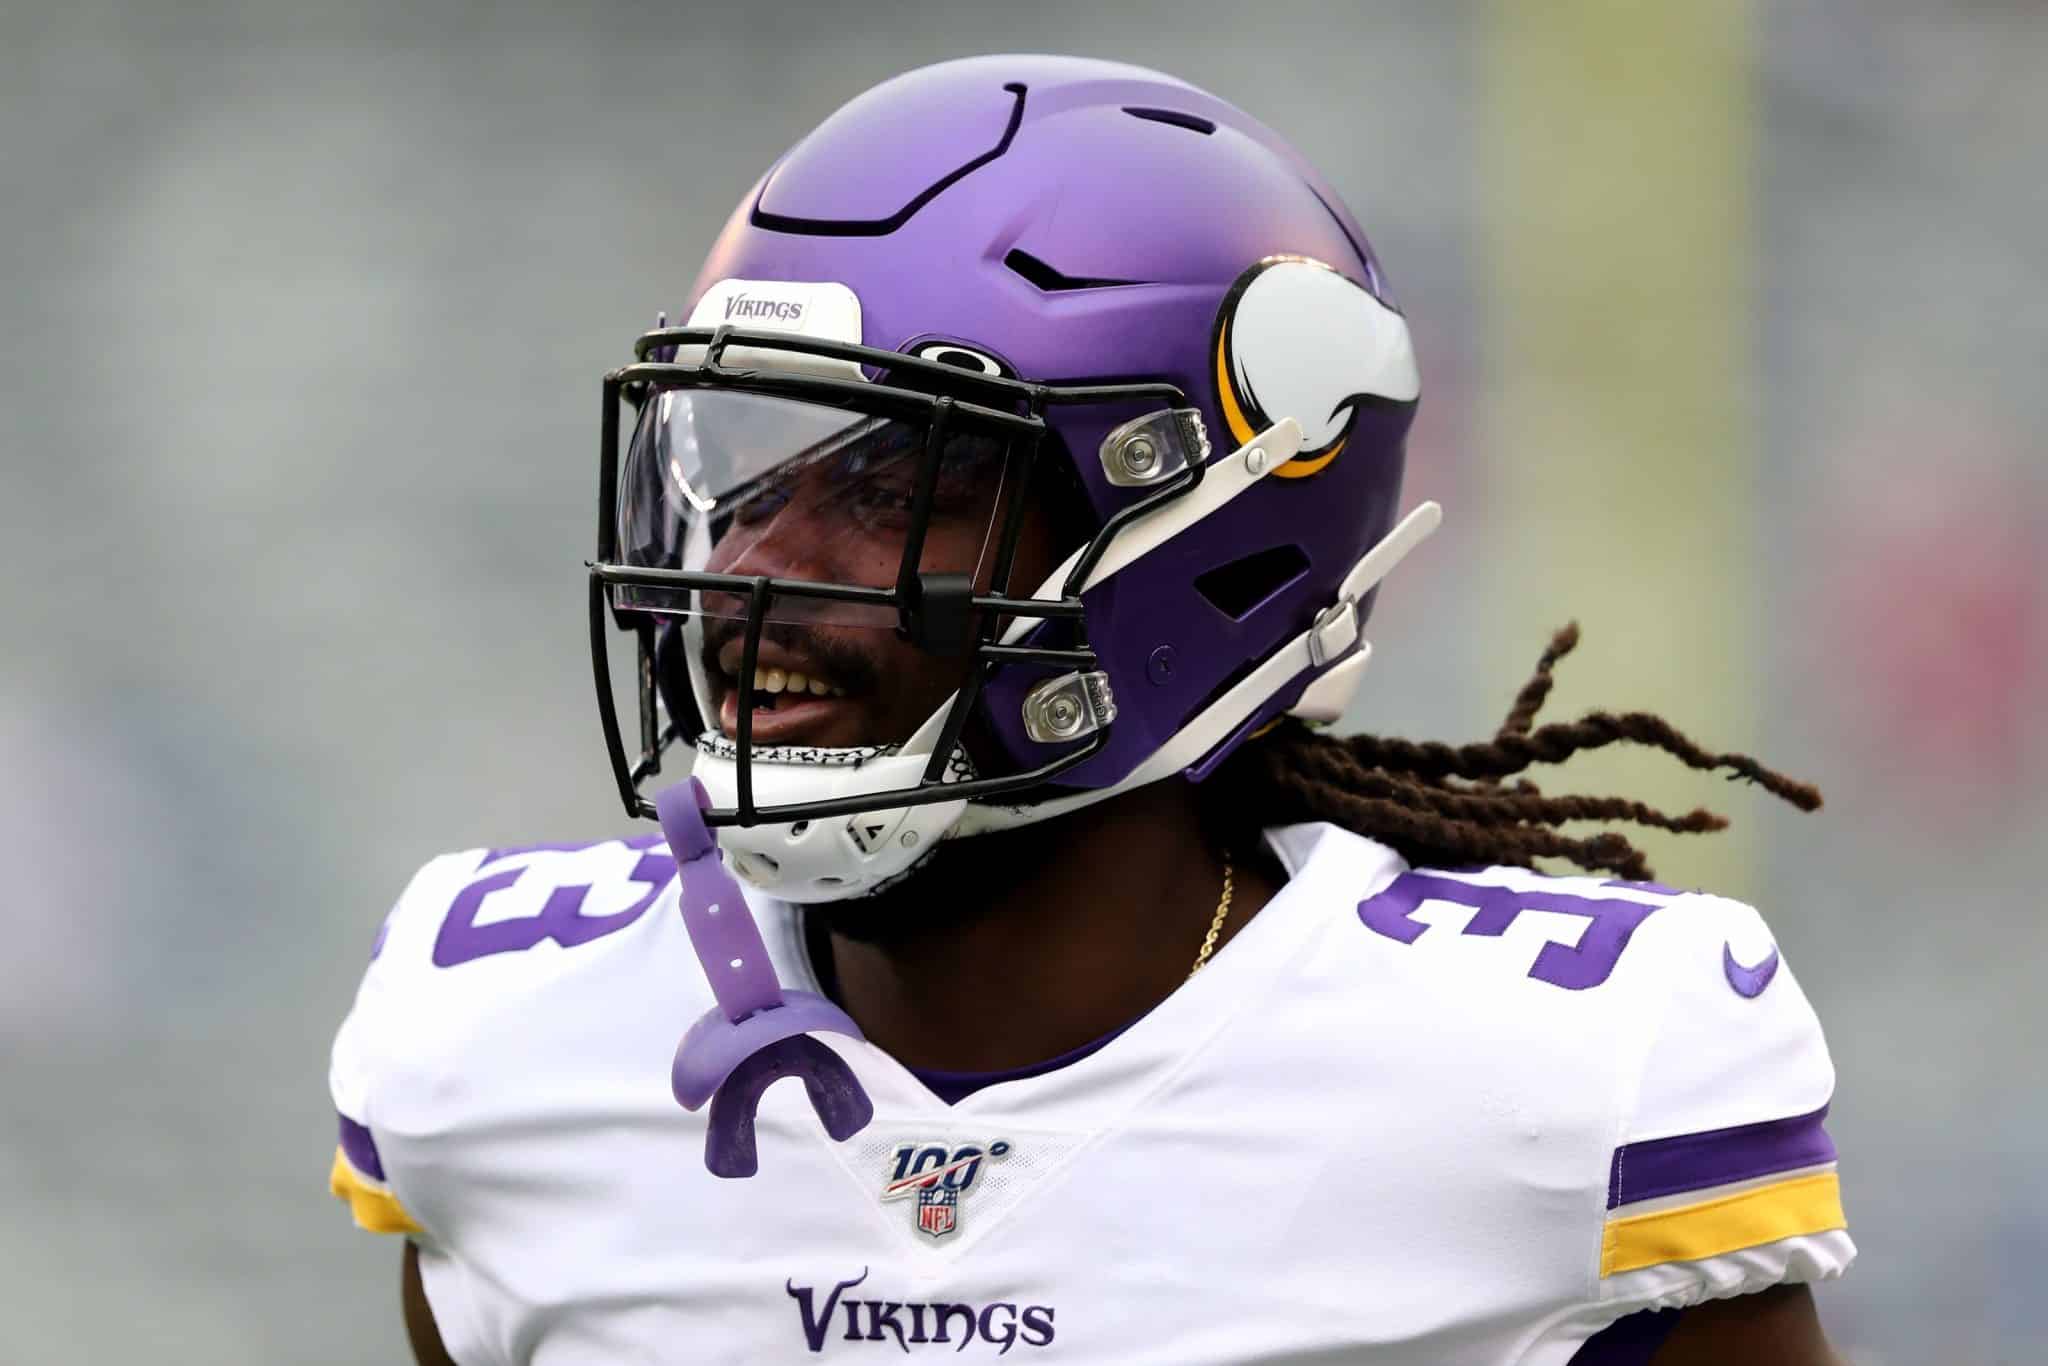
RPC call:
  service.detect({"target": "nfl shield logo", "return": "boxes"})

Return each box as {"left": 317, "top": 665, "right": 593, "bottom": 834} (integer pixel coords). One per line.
{"left": 881, "top": 1138, "right": 1012, "bottom": 1242}
{"left": 916, "top": 1186, "right": 958, "bottom": 1239}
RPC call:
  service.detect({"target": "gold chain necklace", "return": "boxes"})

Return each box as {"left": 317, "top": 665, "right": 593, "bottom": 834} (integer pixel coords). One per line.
{"left": 1186, "top": 853, "right": 1235, "bottom": 980}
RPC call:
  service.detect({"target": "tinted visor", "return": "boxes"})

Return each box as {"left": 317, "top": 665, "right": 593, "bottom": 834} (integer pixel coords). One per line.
{"left": 615, "top": 389, "right": 1017, "bottom": 630}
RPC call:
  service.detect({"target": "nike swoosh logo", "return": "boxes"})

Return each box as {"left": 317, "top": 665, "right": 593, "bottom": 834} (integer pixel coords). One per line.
{"left": 1723, "top": 943, "right": 1780, "bottom": 998}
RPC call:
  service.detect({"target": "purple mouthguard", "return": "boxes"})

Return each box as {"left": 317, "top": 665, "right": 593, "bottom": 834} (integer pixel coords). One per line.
{"left": 656, "top": 778, "right": 873, "bottom": 1177}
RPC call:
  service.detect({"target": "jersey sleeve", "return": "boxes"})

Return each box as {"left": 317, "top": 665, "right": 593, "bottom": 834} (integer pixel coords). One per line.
{"left": 327, "top": 850, "right": 480, "bottom": 1242}
{"left": 1595, "top": 891, "right": 1854, "bottom": 1315}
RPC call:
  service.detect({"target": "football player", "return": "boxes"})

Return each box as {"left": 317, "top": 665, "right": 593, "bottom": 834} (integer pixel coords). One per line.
{"left": 331, "top": 55, "right": 1852, "bottom": 1364}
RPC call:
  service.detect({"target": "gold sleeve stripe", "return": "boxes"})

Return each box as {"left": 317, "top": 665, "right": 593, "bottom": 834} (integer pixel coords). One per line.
{"left": 329, "top": 1146, "right": 423, "bottom": 1236}
{"left": 1600, "top": 1170, "right": 1844, "bottom": 1276}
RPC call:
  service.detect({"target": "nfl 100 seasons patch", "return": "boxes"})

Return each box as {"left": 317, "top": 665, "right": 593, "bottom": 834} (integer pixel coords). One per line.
{"left": 879, "top": 1139, "right": 1013, "bottom": 1240}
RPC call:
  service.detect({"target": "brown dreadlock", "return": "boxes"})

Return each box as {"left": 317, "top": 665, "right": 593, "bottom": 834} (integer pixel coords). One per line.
{"left": 1205, "top": 623, "right": 1822, "bottom": 882}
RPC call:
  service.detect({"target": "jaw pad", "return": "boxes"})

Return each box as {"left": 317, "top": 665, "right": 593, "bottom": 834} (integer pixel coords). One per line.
{"left": 655, "top": 778, "right": 873, "bottom": 1177}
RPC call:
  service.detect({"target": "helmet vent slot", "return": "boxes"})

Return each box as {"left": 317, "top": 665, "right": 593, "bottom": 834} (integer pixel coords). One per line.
{"left": 1122, "top": 106, "right": 1216, "bottom": 136}
{"left": 1002, "top": 249, "right": 1147, "bottom": 292}
{"left": 1194, "top": 544, "right": 1311, "bottom": 621}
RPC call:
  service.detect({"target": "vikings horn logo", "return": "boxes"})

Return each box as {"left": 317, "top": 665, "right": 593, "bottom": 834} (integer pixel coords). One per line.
{"left": 1211, "top": 256, "right": 1421, "bottom": 479}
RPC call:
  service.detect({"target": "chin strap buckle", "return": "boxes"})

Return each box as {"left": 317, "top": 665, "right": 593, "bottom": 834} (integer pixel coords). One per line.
{"left": 1307, "top": 597, "right": 1361, "bottom": 669}
{"left": 657, "top": 779, "right": 873, "bottom": 1177}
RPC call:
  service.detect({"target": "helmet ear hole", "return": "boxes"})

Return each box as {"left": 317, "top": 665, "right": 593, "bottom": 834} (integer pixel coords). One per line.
{"left": 731, "top": 851, "right": 781, "bottom": 886}
{"left": 653, "top": 621, "right": 704, "bottom": 738}
{"left": 1193, "top": 544, "right": 1312, "bottom": 621}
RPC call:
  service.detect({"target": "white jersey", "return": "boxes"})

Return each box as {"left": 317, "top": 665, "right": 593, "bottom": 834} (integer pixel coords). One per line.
{"left": 329, "top": 823, "right": 1852, "bottom": 1364}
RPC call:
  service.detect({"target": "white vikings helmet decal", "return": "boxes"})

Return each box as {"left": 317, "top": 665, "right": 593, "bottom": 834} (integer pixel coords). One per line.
{"left": 1212, "top": 257, "right": 1421, "bottom": 479}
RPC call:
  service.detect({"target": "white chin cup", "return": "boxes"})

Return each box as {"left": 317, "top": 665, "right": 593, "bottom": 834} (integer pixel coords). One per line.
{"left": 689, "top": 741, "right": 969, "bottom": 903}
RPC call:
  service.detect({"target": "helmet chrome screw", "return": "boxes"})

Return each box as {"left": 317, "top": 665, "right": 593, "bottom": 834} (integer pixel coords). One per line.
{"left": 1244, "top": 445, "right": 1269, "bottom": 475}
{"left": 899, "top": 830, "right": 919, "bottom": 848}
{"left": 1043, "top": 693, "right": 1084, "bottom": 736}
{"left": 1120, "top": 435, "right": 1159, "bottom": 479}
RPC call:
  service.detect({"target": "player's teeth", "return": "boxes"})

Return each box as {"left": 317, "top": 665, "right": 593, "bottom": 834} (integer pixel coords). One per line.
{"left": 808, "top": 677, "right": 831, "bottom": 697}
{"left": 761, "top": 667, "right": 786, "bottom": 693}
{"left": 785, "top": 670, "right": 809, "bottom": 695}
{"left": 829, "top": 685, "right": 847, "bottom": 697}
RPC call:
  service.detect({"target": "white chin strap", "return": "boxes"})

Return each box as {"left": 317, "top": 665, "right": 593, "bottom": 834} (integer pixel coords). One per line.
{"left": 690, "top": 416, "right": 1442, "bottom": 902}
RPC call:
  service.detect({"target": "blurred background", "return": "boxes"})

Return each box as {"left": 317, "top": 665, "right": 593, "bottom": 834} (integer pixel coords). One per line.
{"left": 2, "top": 0, "right": 2041, "bottom": 1360}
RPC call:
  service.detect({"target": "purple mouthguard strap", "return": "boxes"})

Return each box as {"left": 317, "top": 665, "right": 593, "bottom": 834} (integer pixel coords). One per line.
{"left": 656, "top": 778, "right": 873, "bottom": 1178}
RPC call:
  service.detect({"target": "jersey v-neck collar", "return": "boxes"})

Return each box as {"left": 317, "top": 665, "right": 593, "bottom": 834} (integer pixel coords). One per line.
{"left": 759, "top": 821, "right": 1405, "bottom": 1129}
{"left": 905, "top": 1022, "right": 1138, "bottom": 1105}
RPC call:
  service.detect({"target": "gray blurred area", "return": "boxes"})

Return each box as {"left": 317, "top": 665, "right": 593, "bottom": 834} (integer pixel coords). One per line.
{"left": 1, "top": 1, "right": 2041, "bottom": 1361}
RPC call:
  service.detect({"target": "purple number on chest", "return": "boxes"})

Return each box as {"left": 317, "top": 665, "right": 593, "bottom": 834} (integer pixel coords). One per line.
{"left": 433, "top": 838, "right": 675, "bottom": 967}
{"left": 1358, "top": 873, "right": 1664, "bottom": 990}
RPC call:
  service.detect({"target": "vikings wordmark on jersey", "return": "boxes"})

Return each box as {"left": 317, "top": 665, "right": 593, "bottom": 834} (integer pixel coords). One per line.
{"left": 330, "top": 823, "right": 1851, "bottom": 1363}
{"left": 785, "top": 1271, "right": 1058, "bottom": 1355}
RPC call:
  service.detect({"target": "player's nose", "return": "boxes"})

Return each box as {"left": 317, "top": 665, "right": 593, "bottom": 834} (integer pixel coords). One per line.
{"left": 708, "top": 497, "right": 896, "bottom": 591}
{"left": 707, "top": 504, "right": 837, "bottom": 582}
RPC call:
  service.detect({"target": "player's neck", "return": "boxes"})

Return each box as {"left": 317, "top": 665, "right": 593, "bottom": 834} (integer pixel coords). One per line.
{"left": 814, "top": 782, "right": 1279, "bottom": 1074}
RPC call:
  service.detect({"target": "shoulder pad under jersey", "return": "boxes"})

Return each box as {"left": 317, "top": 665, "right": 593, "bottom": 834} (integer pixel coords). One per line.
{"left": 327, "top": 835, "right": 683, "bottom": 1241}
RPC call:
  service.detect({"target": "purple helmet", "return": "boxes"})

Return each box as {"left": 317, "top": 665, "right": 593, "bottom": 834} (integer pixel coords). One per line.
{"left": 590, "top": 54, "right": 1435, "bottom": 901}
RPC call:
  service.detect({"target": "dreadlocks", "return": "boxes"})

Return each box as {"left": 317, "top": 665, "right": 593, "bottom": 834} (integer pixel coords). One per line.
{"left": 1206, "top": 623, "right": 1822, "bottom": 882}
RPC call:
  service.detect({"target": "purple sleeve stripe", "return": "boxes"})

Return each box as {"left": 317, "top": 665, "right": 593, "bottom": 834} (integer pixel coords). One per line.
{"left": 337, "top": 1113, "right": 387, "bottom": 1183}
{"left": 1608, "top": 1104, "right": 1835, "bottom": 1209}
